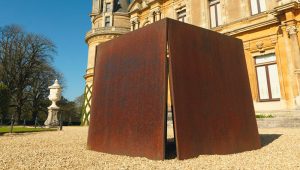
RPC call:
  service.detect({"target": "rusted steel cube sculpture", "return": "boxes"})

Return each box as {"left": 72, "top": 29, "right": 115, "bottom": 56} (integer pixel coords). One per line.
{"left": 87, "top": 18, "right": 261, "bottom": 160}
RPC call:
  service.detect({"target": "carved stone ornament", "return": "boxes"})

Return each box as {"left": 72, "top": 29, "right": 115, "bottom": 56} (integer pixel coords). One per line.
{"left": 256, "top": 41, "right": 264, "bottom": 51}
{"left": 243, "top": 42, "right": 250, "bottom": 50}
{"left": 141, "top": 0, "right": 149, "bottom": 8}
{"left": 270, "top": 37, "right": 277, "bottom": 45}
{"left": 286, "top": 25, "right": 297, "bottom": 35}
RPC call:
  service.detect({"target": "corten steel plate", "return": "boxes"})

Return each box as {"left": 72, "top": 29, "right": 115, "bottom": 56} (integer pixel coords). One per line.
{"left": 87, "top": 20, "right": 168, "bottom": 160}
{"left": 168, "top": 19, "right": 261, "bottom": 160}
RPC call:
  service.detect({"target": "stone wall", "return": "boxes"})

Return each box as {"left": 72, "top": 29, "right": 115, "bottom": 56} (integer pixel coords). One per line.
{"left": 82, "top": 0, "right": 300, "bottom": 124}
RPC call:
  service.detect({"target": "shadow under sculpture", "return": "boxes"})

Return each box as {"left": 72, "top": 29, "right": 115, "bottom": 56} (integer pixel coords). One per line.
{"left": 87, "top": 18, "right": 261, "bottom": 160}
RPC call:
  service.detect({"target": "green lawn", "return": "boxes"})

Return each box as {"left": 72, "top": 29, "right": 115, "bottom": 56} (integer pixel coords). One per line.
{"left": 0, "top": 126, "right": 57, "bottom": 134}
{"left": 256, "top": 114, "right": 274, "bottom": 118}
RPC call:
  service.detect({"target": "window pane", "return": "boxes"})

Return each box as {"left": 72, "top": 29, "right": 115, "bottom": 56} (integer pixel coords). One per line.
{"left": 257, "top": 66, "right": 269, "bottom": 100}
{"left": 177, "top": 10, "right": 186, "bottom": 23}
{"left": 177, "top": 10, "right": 186, "bottom": 17}
{"left": 105, "top": 16, "right": 110, "bottom": 27}
{"left": 255, "top": 54, "right": 276, "bottom": 64}
{"left": 268, "top": 64, "right": 281, "bottom": 99}
{"left": 259, "top": 0, "right": 266, "bottom": 12}
{"left": 251, "top": 0, "right": 258, "bottom": 15}
{"left": 106, "top": 3, "right": 111, "bottom": 12}
{"left": 210, "top": 6, "right": 216, "bottom": 27}
{"left": 216, "top": 3, "right": 222, "bottom": 25}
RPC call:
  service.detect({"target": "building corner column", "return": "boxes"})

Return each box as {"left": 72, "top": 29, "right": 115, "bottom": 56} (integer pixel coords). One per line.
{"left": 285, "top": 22, "right": 300, "bottom": 108}
{"left": 278, "top": 2, "right": 300, "bottom": 109}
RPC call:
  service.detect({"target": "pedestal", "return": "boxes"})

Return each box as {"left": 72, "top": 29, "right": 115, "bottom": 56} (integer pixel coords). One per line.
{"left": 44, "top": 107, "right": 59, "bottom": 128}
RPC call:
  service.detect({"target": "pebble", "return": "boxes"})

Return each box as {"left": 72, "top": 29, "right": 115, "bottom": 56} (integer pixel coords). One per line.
{"left": 0, "top": 127, "right": 299, "bottom": 169}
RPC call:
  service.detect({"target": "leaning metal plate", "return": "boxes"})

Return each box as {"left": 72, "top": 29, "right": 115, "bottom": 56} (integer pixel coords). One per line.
{"left": 87, "top": 20, "right": 168, "bottom": 160}
{"left": 168, "top": 19, "right": 261, "bottom": 160}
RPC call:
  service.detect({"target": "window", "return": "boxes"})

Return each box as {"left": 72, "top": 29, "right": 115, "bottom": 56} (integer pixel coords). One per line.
{"left": 132, "top": 22, "right": 136, "bottom": 30}
{"left": 209, "top": 0, "right": 222, "bottom": 28}
{"left": 177, "top": 9, "right": 186, "bottom": 23}
{"left": 250, "top": 0, "right": 266, "bottom": 15}
{"left": 153, "top": 12, "right": 157, "bottom": 22}
{"left": 105, "top": 3, "right": 112, "bottom": 12}
{"left": 255, "top": 54, "right": 281, "bottom": 101}
{"left": 105, "top": 16, "right": 110, "bottom": 27}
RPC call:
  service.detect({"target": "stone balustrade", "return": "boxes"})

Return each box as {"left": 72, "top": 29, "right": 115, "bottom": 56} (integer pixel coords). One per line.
{"left": 85, "top": 27, "right": 130, "bottom": 40}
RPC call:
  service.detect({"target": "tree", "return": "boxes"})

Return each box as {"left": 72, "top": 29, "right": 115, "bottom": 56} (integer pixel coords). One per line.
{"left": 0, "top": 82, "right": 10, "bottom": 120}
{"left": 74, "top": 94, "right": 84, "bottom": 114}
{"left": 0, "top": 25, "right": 62, "bottom": 124}
{"left": 28, "top": 63, "right": 63, "bottom": 121}
{"left": 58, "top": 97, "right": 81, "bottom": 124}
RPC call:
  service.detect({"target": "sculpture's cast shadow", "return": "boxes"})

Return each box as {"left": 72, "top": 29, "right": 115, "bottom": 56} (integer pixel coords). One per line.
{"left": 260, "top": 134, "right": 282, "bottom": 147}
{"left": 165, "top": 134, "right": 282, "bottom": 159}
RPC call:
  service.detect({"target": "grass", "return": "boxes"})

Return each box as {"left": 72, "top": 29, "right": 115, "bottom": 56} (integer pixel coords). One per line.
{"left": 256, "top": 114, "right": 274, "bottom": 118}
{"left": 0, "top": 126, "right": 57, "bottom": 134}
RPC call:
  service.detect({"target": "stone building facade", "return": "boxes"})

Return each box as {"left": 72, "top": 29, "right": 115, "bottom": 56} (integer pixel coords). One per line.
{"left": 82, "top": 0, "right": 300, "bottom": 125}
{"left": 82, "top": 0, "right": 131, "bottom": 125}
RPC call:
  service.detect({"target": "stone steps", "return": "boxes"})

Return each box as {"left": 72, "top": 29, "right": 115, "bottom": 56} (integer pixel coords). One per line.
{"left": 167, "top": 111, "right": 300, "bottom": 128}
{"left": 257, "top": 117, "right": 300, "bottom": 128}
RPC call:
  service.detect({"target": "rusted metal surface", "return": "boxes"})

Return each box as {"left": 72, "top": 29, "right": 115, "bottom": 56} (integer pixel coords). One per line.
{"left": 87, "top": 20, "right": 168, "bottom": 160}
{"left": 168, "top": 19, "right": 261, "bottom": 160}
{"left": 88, "top": 18, "right": 260, "bottom": 160}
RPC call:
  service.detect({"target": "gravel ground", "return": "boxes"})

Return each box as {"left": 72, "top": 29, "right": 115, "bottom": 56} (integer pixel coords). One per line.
{"left": 0, "top": 126, "right": 299, "bottom": 170}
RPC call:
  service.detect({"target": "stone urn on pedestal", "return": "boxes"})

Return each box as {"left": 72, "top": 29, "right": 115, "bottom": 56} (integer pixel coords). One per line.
{"left": 45, "top": 79, "right": 62, "bottom": 128}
